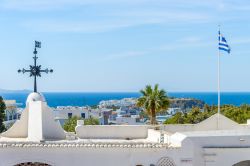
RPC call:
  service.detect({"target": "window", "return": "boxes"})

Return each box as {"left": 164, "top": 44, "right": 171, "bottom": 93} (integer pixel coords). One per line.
{"left": 81, "top": 113, "right": 85, "bottom": 119}
{"left": 68, "top": 113, "right": 72, "bottom": 118}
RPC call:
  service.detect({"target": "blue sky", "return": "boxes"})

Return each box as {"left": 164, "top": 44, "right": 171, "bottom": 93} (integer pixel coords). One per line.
{"left": 1, "top": 0, "right": 250, "bottom": 92}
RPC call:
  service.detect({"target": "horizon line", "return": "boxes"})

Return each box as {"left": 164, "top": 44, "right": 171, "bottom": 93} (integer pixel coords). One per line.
{"left": 2, "top": 90, "right": 250, "bottom": 93}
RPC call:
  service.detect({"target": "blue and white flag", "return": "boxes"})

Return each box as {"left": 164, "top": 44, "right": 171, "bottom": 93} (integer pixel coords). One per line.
{"left": 218, "top": 31, "right": 230, "bottom": 54}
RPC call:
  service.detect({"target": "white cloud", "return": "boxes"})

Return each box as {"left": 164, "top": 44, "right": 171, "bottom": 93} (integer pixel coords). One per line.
{"left": 1, "top": 0, "right": 169, "bottom": 11}
{"left": 176, "top": 37, "right": 202, "bottom": 43}
{"left": 4, "top": 0, "right": 249, "bottom": 34}
{"left": 3, "top": 0, "right": 250, "bottom": 13}
{"left": 1, "top": 0, "right": 219, "bottom": 33}
{"left": 105, "top": 51, "right": 147, "bottom": 60}
{"left": 21, "top": 18, "right": 163, "bottom": 33}
{"left": 214, "top": 0, "right": 250, "bottom": 12}
{"left": 103, "top": 36, "right": 214, "bottom": 61}
{"left": 156, "top": 37, "right": 214, "bottom": 51}
{"left": 110, "top": 10, "right": 212, "bottom": 23}
{"left": 20, "top": 10, "right": 212, "bottom": 33}
{"left": 231, "top": 38, "right": 250, "bottom": 44}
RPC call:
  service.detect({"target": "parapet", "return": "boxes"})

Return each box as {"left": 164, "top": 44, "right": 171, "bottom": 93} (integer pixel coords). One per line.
{"left": 75, "top": 125, "right": 149, "bottom": 139}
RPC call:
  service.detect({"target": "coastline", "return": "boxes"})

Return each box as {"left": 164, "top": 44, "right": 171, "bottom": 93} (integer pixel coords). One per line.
{"left": 1, "top": 92, "right": 250, "bottom": 108}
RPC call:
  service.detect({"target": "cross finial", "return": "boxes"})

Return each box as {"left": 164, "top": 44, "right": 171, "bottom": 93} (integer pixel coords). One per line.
{"left": 18, "top": 41, "right": 53, "bottom": 93}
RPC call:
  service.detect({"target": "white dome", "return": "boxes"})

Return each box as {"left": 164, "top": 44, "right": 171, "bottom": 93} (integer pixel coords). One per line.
{"left": 26, "top": 92, "right": 46, "bottom": 104}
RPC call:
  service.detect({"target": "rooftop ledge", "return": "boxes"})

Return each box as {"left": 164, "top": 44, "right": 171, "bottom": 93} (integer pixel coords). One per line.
{"left": 0, "top": 140, "right": 170, "bottom": 149}
{"left": 0, "top": 125, "right": 171, "bottom": 148}
{"left": 75, "top": 125, "right": 151, "bottom": 140}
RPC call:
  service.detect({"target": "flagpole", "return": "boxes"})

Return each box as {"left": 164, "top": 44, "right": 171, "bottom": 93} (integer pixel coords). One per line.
{"left": 217, "top": 26, "right": 221, "bottom": 129}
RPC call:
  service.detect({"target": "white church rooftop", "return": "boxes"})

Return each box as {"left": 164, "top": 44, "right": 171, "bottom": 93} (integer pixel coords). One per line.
{"left": 1, "top": 93, "right": 250, "bottom": 166}
{"left": 1, "top": 92, "right": 250, "bottom": 147}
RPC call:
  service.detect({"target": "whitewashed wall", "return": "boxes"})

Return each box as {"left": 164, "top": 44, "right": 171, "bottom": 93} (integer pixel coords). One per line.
{"left": 0, "top": 147, "right": 181, "bottom": 166}
{"left": 75, "top": 125, "right": 149, "bottom": 139}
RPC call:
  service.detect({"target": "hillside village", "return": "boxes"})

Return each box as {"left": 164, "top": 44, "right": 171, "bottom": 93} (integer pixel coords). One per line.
{"left": 3, "top": 97, "right": 205, "bottom": 128}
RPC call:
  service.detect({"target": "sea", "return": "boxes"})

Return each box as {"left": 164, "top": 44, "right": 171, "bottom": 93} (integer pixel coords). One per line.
{"left": 1, "top": 92, "right": 250, "bottom": 108}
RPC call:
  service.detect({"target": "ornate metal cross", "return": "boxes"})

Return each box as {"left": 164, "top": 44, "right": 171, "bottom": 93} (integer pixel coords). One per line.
{"left": 18, "top": 41, "right": 53, "bottom": 93}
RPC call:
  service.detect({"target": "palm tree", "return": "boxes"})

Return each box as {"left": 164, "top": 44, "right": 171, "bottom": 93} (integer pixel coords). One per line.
{"left": 137, "top": 84, "right": 169, "bottom": 125}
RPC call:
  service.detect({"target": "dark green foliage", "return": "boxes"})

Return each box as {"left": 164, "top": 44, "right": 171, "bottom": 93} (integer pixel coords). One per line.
{"left": 170, "top": 98, "right": 205, "bottom": 110}
{"left": 164, "top": 104, "right": 250, "bottom": 124}
{"left": 91, "top": 105, "right": 98, "bottom": 109}
{"left": 84, "top": 117, "right": 100, "bottom": 125}
{"left": 63, "top": 116, "right": 79, "bottom": 132}
{"left": 63, "top": 116, "right": 100, "bottom": 132}
{"left": 0, "top": 96, "right": 6, "bottom": 132}
{"left": 164, "top": 112, "right": 185, "bottom": 124}
{"left": 222, "top": 104, "right": 250, "bottom": 124}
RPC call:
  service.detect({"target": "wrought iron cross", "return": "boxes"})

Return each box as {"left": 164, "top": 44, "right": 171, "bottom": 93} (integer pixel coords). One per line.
{"left": 18, "top": 41, "right": 53, "bottom": 93}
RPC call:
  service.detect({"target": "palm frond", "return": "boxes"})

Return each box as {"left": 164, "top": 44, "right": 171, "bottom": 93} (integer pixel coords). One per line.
{"left": 136, "top": 84, "right": 169, "bottom": 125}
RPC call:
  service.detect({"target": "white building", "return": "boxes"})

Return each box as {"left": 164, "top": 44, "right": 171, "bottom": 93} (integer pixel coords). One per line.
{"left": 167, "top": 107, "right": 182, "bottom": 115}
{"left": 3, "top": 100, "right": 22, "bottom": 128}
{"left": 53, "top": 106, "right": 112, "bottom": 125}
{"left": 99, "top": 98, "right": 137, "bottom": 107}
{"left": 116, "top": 115, "right": 143, "bottom": 125}
{"left": 0, "top": 92, "right": 250, "bottom": 166}
{"left": 53, "top": 106, "right": 90, "bottom": 125}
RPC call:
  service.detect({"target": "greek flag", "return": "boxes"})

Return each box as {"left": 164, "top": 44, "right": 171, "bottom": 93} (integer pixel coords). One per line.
{"left": 218, "top": 31, "right": 230, "bottom": 54}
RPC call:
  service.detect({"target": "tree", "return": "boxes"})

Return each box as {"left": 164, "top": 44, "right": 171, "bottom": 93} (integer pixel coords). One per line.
{"left": 164, "top": 112, "right": 185, "bottom": 124}
{"left": 84, "top": 117, "right": 99, "bottom": 125}
{"left": 0, "top": 96, "right": 6, "bottom": 132}
{"left": 164, "top": 104, "right": 250, "bottom": 125}
{"left": 185, "top": 107, "right": 203, "bottom": 124}
{"left": 63, "top": 116, "right": 79, "bottom": 132}
{"left": 137, "top": 84, "right": 169, "bottom": 125}
{"left": 63, "top": 116, "right": 100, "bottom": 132}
